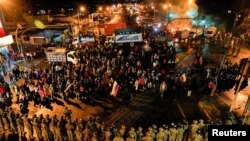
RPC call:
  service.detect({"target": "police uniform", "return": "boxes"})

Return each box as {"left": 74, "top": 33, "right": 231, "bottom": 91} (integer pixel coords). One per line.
{"left": 113, "top": 133, "right": 125, "bottom": 141}
{"left": 156, "top": 127, "right": 166, "bottom": 141}
{"left": 169, "top": 123, "right": 177, "bottom": 141}
{"left": 175, "top": 125, "right": 184, "bottom": 141}
{"left": 141, "top": 132, "right": 153, "bottom": 141}
{"left": 136, "top": 127, "right": 143, "bottom": 141}
{"left": 128, "top": 127, "right": 137, "bottom": 140}
{"left": 104, "top": 128, "right": 112, "bottom": 141}
{"left": 75, "top": 121, "right": 84, "bottom": 141}
{"left": 119, "top": 125, "right": 126, "bottom": 137}
{"left": 65, "top": 119, "right": 74, "bottom": 141}
{"left": 190, "top": 120, "right": 199, "bottom": 140}
{"left": 83, "top": 126, "right": 91, "bottom": 141}
{"left": 50, "top": 115, "right": 58, "bottom": 140}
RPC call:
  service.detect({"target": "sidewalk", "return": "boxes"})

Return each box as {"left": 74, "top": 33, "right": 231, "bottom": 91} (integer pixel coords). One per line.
{"left": 199, "top": 45, "right": 250, "bottom": 124}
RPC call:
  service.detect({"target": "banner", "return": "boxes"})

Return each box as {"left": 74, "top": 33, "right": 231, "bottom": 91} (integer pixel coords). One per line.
{"left": 110, "top": 81, "right": 119, "bottom": 97}
{"left": 115, "top": 33, "right": 142, "bottom": 43}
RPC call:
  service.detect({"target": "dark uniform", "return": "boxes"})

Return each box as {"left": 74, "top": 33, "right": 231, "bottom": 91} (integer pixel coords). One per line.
{"left": 65, "top": 119, "right": 74, "bottom": 141}
{"left": 75, "top": 121, "right": 84, "bottom": 141}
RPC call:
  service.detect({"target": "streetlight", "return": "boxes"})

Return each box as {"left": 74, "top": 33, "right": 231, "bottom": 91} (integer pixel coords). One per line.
{"left": 151, "top": 6, "right": 155, "bottom": 18}
{"left": 80, "top": 6, "right": 85, "bottom": 13}
{"left": 228, "top": 9, "right": 244, "bottom": 29}
{"left": 15, "top": 24, "right": 22, "bottom": 53}
{"left": 98, "top": 6, "right": 103, "bottom": 12}
{"left": 79, "top": 6, "right": 86, "bottom": 24}
{"left": 17, "top": 27, "right": 40, "bottom": 67}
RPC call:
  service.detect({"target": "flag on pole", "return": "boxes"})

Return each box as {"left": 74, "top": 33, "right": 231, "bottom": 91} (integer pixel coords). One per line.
{"left": 111, "top": 81, "right": 119, "bottom": 97}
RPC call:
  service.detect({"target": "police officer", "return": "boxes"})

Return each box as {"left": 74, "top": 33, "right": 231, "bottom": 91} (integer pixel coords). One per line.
{"left": 91, "top": 132, "right": 98, "bottom": 141}
{"left": 136, "top": 127, "right": 143, "bottom": 141}
{"left": 169, "top": 123, "right": 177, "bottom": 141}
{"left": 119, "top": 125, "right": 126, "bottom": 138}
{"left": 156, "top": 127, "right": 166, "bottom": 141}
{"left": 193, "top": 130, "right": 204, "bottom": 141}
{"left": 175, "top": 124, "right": 184, "bottom": 141}
{"left": 162, "top": 125, "right": 169, "bottom": 141}
{"left": 113, "top": 133, "right": 125, "bottom": 141}
{"left": 190, "top": 120, "right": 199, "bottom": 140}
{"left": 128, "top": 127, "right": 137, "bottom": 141}
{"left": 104, "top": 127, "right": 112, "bottom": 141}
{"left": 141, "top": 132, "right": 153, "bottom": 141}
{"left": 198, "top": 119, "right": 205, "bottom": 137}
{"left": 65, "top": 119, "right": 74, "bottom": 141}
{"left": 147, "top": 127, "right": 155, "bottom": 140}
{"left": 50, "top": 115, "right": 58, "bottom": 140}
{"left": 75, "top": 120, "right": 84, "bottom": 141}
{"left": 126, "top": 133, "right": 136, "bottom": 141}
{"left": 83, "top": 125, "right": 91, "bottom": 141}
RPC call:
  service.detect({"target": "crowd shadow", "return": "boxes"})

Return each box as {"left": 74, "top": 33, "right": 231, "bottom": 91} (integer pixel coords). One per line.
{"left": 52, "top": 98, "right": 65, "bottom": 106}
{"left": 65, "top": 99, "right": 82, "bottom": 109}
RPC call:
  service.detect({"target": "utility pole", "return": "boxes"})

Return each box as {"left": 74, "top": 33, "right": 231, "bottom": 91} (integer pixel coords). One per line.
{"left": 210, "top": 49, "right": 228, "bottom": 96}
{"left": 242, "top": 95, "right": 250, "bottom": 125}
{"left": 230, "top": 57, "right": 250, "bottom": 112}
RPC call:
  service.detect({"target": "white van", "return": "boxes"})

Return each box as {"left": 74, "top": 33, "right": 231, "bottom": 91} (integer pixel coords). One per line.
{"left": 188, "top": 28, "right": 203, "bottom": 39}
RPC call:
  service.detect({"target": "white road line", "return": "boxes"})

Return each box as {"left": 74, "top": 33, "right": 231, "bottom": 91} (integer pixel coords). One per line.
{"left": 177, "top": 103, "right": 186, "bottom": 119}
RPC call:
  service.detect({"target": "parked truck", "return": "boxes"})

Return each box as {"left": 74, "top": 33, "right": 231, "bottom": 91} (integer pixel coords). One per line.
{"left": 44, "top": 47, "right": 79, "bottom": 64}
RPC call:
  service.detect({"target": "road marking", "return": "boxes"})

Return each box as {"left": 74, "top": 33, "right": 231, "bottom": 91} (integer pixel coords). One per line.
{"left": 177, "top": 103, "right": 186, "bottom": 119}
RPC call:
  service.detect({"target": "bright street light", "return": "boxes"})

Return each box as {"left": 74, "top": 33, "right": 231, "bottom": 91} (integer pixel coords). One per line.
{"left": 98, "top": 6, "right": 103, "bottom": 11}
{"left": 80, "top": 6, "right": 85, "bottom": 12}
{"left": 163, "top": 5, "right": 167, "bottom": 10}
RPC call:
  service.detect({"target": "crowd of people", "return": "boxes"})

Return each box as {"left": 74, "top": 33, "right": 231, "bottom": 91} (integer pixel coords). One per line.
{"left": 0, "top": 28, "right": 247, "bottom": 140}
